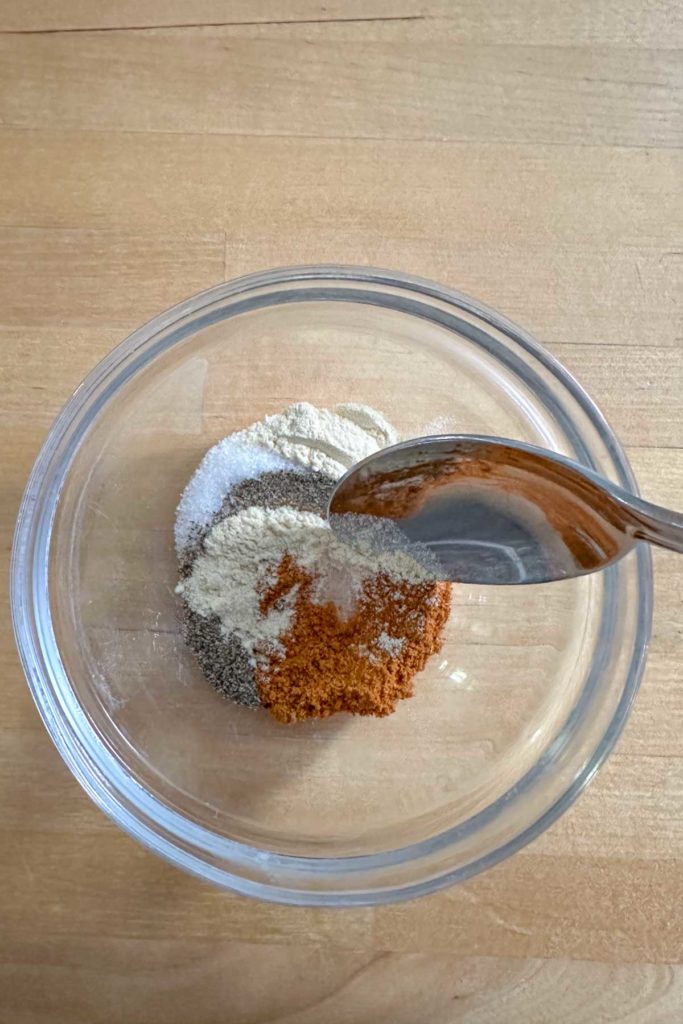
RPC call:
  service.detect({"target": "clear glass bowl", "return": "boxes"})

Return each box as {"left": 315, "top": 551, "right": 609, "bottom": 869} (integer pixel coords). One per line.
{"left": 11, "top": 266, "right": 652, "bottom": 905}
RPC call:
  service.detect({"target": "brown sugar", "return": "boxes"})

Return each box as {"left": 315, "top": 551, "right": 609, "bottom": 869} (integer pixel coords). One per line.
{"left": 256, "top": 554, "right": 451, "bottom": 723}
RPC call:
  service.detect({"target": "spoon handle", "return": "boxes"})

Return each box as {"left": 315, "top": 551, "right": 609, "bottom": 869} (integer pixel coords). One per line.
{"left": 623, "top": 495, "right": 683, "bottom": 554}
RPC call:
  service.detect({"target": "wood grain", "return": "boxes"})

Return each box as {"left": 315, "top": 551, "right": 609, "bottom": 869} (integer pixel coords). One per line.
{"left": 1, "top": 2, "right": 681, "bottom": 1021}
{"left": 3, "top": 131, "right": 679, "bottom": 353}
{"left": 1, "top": 939, "right": 681, "bottom": 1024}
{"left": 1, "top": 130, "right": 679, "bottom": 248}
{"left": 1, "top": 28, "right": 680, "bottom": 147}
{"left": 1, "top": 0, "right": 680, "bottom": 47}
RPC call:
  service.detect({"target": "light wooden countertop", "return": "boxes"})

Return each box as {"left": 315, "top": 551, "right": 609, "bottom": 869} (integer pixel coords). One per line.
{"left": 1, "top": 3, "right": 682, "bottom": 1020}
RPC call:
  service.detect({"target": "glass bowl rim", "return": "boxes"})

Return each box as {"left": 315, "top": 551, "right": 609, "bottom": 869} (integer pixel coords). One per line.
{"left": 10, "top": 264, "right": 653, "bottom": 905}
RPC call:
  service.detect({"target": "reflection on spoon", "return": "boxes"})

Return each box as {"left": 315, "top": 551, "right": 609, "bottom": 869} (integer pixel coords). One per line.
{"left": 328, "top": 436, "right": 683, "bottom": 585}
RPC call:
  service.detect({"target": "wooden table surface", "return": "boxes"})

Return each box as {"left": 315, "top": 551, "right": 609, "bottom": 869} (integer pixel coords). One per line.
{"left": 1, "top": 2, "right": 682, "bottom": 1021}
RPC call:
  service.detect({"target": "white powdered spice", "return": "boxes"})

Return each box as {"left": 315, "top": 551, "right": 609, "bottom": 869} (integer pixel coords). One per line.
{"left": 236, "top": 401, "right": 399, "bottom": 479}
{"left": 376, "top": 632, "right": 405, "bottom": 657}
{"left": 177, "top": 505, "right": 436, "bottom": 664}
{"left": 175, "top": 401, "right": 399, "bottom": 555}
{"left": 333, "top": 403, "right": 398, "bottom": 449}
{"left": 356, "top": 632, "right": 405, "bottom": 665}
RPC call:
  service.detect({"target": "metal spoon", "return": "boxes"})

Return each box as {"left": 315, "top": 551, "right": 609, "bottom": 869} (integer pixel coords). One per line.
{"left": 328, "top": 436, "right": 683, "bottom": 584}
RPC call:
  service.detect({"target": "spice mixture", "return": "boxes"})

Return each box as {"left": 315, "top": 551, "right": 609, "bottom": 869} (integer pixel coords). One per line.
{"left": 176, "top": 402, "right": 451, "bottom": 723}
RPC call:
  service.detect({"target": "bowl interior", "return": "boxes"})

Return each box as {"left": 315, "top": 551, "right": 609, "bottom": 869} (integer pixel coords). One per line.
{"left": 49, "top": 294, "right": 620, "bottom": 857}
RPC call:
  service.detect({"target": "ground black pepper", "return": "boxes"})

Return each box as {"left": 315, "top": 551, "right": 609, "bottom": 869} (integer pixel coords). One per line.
{"left": 180, "top": 469, "right": 336, "bottom": 707}
{"left": 182, "top": 607, "right": 260, "bottom": 707}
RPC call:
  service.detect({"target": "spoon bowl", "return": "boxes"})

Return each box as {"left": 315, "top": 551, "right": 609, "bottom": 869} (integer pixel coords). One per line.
{"left": 329, "top": 436, "right": 683, "bottom": 584}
